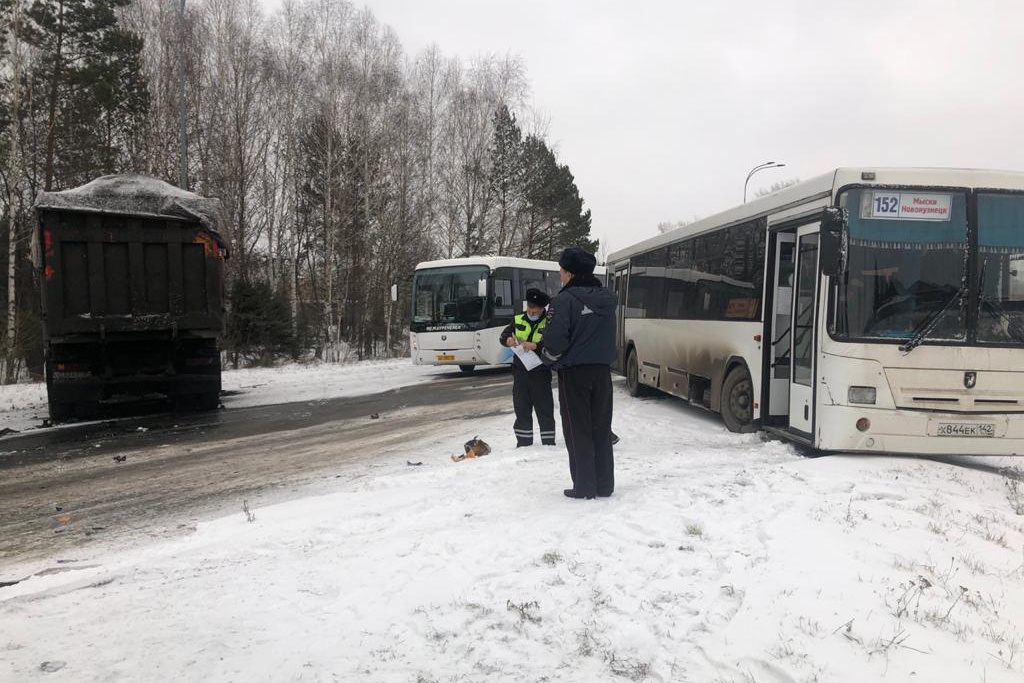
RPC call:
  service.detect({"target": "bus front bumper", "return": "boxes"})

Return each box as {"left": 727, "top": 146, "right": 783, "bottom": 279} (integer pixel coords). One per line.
{"left": 411, "top": 347, "right": 482, "bottom": 366}
{"left": 817, "top": 404, "right": 1024, "bottom": 456}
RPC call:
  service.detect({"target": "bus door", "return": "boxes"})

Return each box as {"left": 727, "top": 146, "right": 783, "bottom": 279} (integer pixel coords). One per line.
{"left": 767, "top": 233, "right": 796, "bottom": 416}
{"left": 612, "top": 265, "right": 629, "bottom": 373}
{"left": 789, "top": 225, "right": 820, "bottom": 435}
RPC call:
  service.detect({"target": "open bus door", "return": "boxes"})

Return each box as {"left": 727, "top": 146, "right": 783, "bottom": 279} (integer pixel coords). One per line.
{"left": 789, "top": 225, "right": 820, "bottom": 437}
{"left": 767, "top": 233, "right": 796, "bottom": 418}
{"left": 612, "top": 265, "right": 629, "bottom": 373}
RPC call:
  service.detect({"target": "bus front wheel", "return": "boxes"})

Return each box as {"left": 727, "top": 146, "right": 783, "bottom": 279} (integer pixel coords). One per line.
{"left": 721, "top": 366, "right": 756, "bottom": 433}
{"left": 626, "top": 350, "right": 652, "bottom": 397}
{"left": 458, "top": 364, "right": 476, "bottom": 374}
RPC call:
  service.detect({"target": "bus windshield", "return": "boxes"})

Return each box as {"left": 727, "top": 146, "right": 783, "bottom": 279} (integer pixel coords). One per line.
{"left": 833, "top": 189, "right": 968, "bottom": 342}
{"left": 412, "top": 265, "right": 488, "bottom": 326}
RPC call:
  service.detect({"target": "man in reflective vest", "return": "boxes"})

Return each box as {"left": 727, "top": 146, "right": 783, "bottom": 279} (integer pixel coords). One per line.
{"left": 499, "top": 288, "right": 556, "bottom": 447}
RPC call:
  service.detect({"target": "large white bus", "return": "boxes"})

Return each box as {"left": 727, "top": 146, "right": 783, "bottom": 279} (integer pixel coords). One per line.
{"left": 410, "top": 256, "right": 605, "bottom": 372}
{"left": 607, "top": 167, "right": 1024, "bottom": 456}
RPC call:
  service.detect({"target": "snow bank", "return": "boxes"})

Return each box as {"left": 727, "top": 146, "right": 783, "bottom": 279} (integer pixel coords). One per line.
{"left": 2, "top": 386, "right": 1022, "bottom": 682}
{"left": 220, "top": 358, "right": 447, "bottom": 409}
{"left": 0, "top": 359, "right": 449, "bottom": 433}
{"left": 0, "top": 381, "right": 48, "bottom": 433}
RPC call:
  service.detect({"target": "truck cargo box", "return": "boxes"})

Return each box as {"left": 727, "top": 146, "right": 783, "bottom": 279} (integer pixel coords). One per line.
{"left": 33, "top": 175, "right": 229, "bottom": 421}
{"left": 35, "top": 175, "right": 228, "bottom": 339}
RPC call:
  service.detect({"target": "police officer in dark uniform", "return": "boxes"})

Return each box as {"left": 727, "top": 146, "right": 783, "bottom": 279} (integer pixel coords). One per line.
{"left": 540, "top": 247, "right": 618, "bottom": 499}
{"left": 499, "top": 288, "right": 556, "bottom": 447}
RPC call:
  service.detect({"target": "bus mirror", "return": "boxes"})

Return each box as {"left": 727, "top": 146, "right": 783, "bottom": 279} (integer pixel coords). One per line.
{"left": 820, "top": 207, "right": 848, "bottom": 277}
{"left": 390, "top": 283, "right": 397, "bottom": 303}
{"left": 478, "top": 276, "right": 487, "bottom": 298}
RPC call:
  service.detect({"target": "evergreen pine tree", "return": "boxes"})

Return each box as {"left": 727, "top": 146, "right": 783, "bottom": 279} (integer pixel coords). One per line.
{"left": 548, "top": 163, "right": 597, "bottom": 257}
{"left": 0, "top": 0, "right": 15, "bottom": 139}
{"left": 225, "top": 279, "right": 296, "bottom": 367}
{"left": 21, "top": 0, "right": 149, "bottom": 190}
{"left": 487, "top": 104, "right": 524, "bottom": 254}
{"left": 520, "top": 134, "right": 557, "bottom": 258}
{"left": 520, "top": 135, "right": 597, "bottom": 259}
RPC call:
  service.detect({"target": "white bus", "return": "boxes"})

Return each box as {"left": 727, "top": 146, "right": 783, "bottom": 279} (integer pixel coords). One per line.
{"left": 410, "top": 256, "right": 606, "bottom": 372}
{"left": 607, "top": 167, "right": 1024, "bottom": 456}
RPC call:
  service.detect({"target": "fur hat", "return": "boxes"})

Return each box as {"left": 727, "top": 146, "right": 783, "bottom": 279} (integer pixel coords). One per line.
{"left": 558, "top": 246, "right": 597, "bottom": 275}
{"left": 525, "top": 288, "right": 551, "bottom": 307}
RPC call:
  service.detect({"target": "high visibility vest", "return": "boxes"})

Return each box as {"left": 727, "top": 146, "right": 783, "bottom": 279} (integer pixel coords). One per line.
{"left": 514, "top": 313, "right": 546, "bottom": 343}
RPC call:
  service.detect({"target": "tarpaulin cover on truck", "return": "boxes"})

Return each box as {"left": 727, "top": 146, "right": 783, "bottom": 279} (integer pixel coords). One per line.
{"left": 33, "top": 174, "right": 228, "bottom": 248}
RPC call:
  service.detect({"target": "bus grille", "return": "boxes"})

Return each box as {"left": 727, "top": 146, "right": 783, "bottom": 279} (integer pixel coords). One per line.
{"left": 886, "top": 368, "right": 1024, "bottom": 413}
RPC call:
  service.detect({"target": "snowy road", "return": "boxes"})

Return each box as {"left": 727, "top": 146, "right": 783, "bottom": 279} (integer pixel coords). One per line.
{"left": 0, "top": 367, "right": 513, "bottom": 563}
{"left": 2, "top": 367, "right": 1023, "bottom": 682}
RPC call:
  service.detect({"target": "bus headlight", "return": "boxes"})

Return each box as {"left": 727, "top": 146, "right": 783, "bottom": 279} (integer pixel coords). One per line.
{"left": 848, "top": 386, "right": 877, "bottom": 405}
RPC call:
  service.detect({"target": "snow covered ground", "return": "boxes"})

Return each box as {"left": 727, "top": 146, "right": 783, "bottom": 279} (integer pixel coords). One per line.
{"left": 3, "top": 382, "right": 1023, "bottom": 683}
{"left": 219, "top": 359, "right": 448, "bottom": 408}
{"left": 0, "top": 359, "right": 449, "bottom": 433}
{"left": 0, "top": 380, "right": 48, "bottom": 433}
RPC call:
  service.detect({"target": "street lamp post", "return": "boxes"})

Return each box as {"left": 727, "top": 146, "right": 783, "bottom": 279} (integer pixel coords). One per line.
{"left": 178, "top": 0, "right": 188, "bottom": 190}
{"left": 744, "top": 161, "right": 786, "bottom": 202}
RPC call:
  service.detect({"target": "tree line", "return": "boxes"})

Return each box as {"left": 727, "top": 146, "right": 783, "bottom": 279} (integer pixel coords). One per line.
{"left": 0, "top": 0, "right": 596, "bottom": 377}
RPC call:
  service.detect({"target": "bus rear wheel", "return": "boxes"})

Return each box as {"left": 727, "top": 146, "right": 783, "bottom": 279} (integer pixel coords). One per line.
{"left": 626, "top": 349, "right": 652, "bottom": 397}
{"left": 721, "top": 366, "right": 756, "bottom": 433}
{"left": 458, "top": 364, "right": 476, "bottom": 374}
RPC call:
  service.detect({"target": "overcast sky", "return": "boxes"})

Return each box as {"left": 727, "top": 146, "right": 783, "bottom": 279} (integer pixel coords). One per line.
{"left": 262, "top": 0, "right": 1024, "bottom": 255}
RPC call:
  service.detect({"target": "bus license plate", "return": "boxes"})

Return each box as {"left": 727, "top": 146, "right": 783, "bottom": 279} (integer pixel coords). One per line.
{"left": 436, "top": 354, "right": 455, "bottom": 362}
{"left": 936, "top": 422, "right": 996, "bottom": 437}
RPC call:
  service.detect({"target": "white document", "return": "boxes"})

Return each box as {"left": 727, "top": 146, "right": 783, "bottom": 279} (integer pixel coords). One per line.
{"left": 511, "top": 343, "right": 543, "bottom": 371}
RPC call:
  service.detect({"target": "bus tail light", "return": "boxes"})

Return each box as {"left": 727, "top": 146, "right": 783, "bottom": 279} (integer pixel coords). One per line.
{"left": 848, "top": 386, "right": 877, "bottom": 405}
{"left": 856, "top": 418, "right": 871, "bottom": 432}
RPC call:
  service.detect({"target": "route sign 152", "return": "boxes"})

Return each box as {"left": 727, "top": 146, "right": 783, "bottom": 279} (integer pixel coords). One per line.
{"left": 864, "top": 191, "right": 952, "bottom": 221}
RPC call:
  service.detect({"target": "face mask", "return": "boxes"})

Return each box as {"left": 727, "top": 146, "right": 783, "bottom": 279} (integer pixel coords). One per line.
{"left": 526, "top": 312, "right": 542, "bottom": 322}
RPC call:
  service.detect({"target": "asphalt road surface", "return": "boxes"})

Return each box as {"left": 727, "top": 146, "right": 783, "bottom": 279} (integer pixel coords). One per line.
{"left": 0, "top": 367, "right": 514, "bottom": 566}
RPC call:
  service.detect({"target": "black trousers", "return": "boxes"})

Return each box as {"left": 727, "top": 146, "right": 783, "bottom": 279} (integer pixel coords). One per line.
{"left": 558, "top": 364, "right": 614, "bottom": 497}
{"left": 512, "top": 364, "right": 556, "bottom": 446}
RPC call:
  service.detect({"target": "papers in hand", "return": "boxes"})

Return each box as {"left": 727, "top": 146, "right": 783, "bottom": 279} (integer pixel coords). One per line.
{"left": 511, "top": 343, "right": 543, "bottom": 371}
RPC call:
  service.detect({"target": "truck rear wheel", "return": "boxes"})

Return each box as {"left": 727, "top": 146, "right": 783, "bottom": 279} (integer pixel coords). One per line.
{"left": 174, "top": 392, "right": 220, "bottom": 412}
{"left": 48, "top": 401, "right": 75, "bottom": 424}
{"left": 197, "top": 391, "right": 221, "bottom": 411}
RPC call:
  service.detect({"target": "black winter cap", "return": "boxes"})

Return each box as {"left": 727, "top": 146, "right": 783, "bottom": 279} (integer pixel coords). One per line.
{"left": 558, "top": 246, "right": 597, "bottom": 275}
{"left": 525, "top": 288, "right": 550, "bottom": 307}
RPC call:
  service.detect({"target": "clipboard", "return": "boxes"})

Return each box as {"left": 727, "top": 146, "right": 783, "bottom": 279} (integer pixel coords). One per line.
{"left": 511, "top": 343, "right": 543, "bottom": 371}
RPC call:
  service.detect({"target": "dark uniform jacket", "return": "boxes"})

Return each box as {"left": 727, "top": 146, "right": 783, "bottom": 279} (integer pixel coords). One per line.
{"left": 499, "top": 314, "right": 548, "bottom": 371}
{"left": 540, "top": 274, "right": 617, "bottom": 369}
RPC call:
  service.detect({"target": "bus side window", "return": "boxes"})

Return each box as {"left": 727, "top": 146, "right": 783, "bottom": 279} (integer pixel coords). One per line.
{"left": 541, "top": 271, "right": 560, "bottom": 297}
{"left": 494, "top": 278, "right": 514, "bottom": 316}
{"left": 521, "top": 270, "right": 547, "bottom": 307}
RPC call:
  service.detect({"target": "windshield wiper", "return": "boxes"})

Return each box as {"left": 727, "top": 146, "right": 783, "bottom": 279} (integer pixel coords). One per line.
{"left": 899, "top": 285, "right": 965, "bottom": 353}
{"left": 979, "top": 296, "right": 1024, "bottom": 345}
{"left": 976, "top": 258, "right": 1024, "bottom": 345}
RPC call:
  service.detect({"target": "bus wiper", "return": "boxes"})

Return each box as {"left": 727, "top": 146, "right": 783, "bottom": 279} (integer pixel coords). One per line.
{"left": 976, "top": 258, "right": 1024, "bottom": 345}
{"left": 899, "top": 285, "right": 965, "bottom": 354}
{"left": 980, "top": 296, "right": 1024, "bottom": 345}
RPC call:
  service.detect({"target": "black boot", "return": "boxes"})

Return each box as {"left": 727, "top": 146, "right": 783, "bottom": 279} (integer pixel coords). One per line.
{"left": 563, "top": 488, "right": 595, "bottom": 500}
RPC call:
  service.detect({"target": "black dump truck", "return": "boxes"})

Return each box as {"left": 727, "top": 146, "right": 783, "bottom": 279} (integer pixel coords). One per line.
{"left": 33, "top": 174, "right": 229, "bottom": 422}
